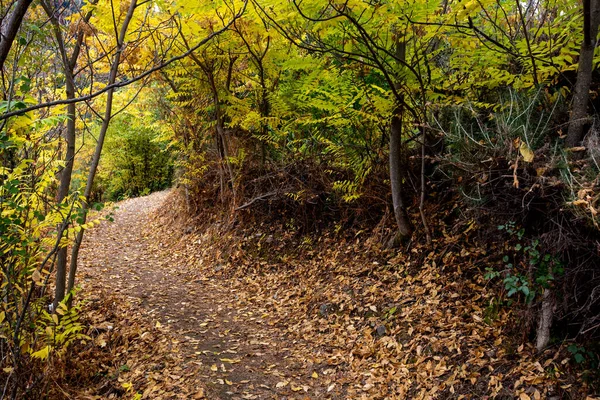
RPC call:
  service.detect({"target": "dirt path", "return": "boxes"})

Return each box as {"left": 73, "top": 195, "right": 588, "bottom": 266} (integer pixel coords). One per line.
{"left": 77, "top": 192, "right": 330, "bottom": 399}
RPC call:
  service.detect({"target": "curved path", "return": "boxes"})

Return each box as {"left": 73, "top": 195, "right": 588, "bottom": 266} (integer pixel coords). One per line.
{"left": 77, "top": 191, "right": 332, "bottom": 399}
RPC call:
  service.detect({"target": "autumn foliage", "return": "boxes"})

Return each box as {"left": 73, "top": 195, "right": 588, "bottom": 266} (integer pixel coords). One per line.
{"left": 0, "top": 0, "right": 599, "bottom": 398}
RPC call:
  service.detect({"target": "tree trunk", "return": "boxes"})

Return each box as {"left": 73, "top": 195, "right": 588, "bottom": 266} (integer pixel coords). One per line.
{"left": 207, "top": 68, "right": 236, "bottom": 204}
{"left": 0, "top": 0, "right": 33, "bottom": 72}
{"left": 53, "top": 93, "right": 75, "bottom": 310}
{"left": 259, "top": 67, "right": 270, "bottom": 167}
{"left": 42, "top": 1, "right": 90, "bottom": 310}
{"left": 389, "top": 102, "right": 413, "bottom": 239}
{"left": 389, "top": 35, "right": 412, "bottom": 241}
{"left": 536, "top": 287, "right": 555, "bottom": 351}
{"left": 66, "top": 0, "right": 138, "bottom": 300}
{"left": 566, "top": 0, "right": 600, "bottom": 148}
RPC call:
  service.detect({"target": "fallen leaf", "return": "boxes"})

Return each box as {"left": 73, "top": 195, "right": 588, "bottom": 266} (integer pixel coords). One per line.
{"left": 291, "top": 384, "right": 302, "bottom": 391}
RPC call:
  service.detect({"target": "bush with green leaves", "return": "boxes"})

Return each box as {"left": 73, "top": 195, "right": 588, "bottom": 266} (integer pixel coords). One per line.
{"left": 0, "top": 118, "right": 88, "bottom": 397}
{"left": 485, "top": 221, "right": 563, "bottom": 304}
{"left": 96, "top": 114, "right": 174, "bottom": 201}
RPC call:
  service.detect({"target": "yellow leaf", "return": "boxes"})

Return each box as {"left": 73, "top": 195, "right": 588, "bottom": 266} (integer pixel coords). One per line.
{"left": 275, "top": 381, "right": 288, "bottom": 388}
{"left": 519, "top": 142, "right": 534, "bottom": 162}
{"left": 291, "top": 384, "right": 302, "bottom": 392}
{"left": 311, "top": 371, "right": 318, "bottom": 379}
{"left": 31, "top": 345, "right": 50, "bottom": 360}
{"left": 155, "top": 321, "right": 162, "bottom": 328}
{"left": 210, "top": 364, "right": 218, "bottom": 372}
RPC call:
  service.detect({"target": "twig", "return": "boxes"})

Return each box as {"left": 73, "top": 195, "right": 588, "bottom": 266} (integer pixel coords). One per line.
{"left": 419, "top": 130, "right": 432, "bottom": 245}
{"left": 235, "top": 190, "right": 280, "bottom": 211}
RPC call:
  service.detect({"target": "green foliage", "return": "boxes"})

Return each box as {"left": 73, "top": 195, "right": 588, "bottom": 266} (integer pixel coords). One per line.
{"left": 568, "top": 344, "right": 588, "bottom": 365}
{"left": 485, "top": 222, "right": 563, "bottom": 304}
{"left": 0, "top": 118, "right": 87, "bottom": 394}
{"left": 32, "top": 292, "right": 88, "bottom": 360}
{"left": 97, "top": 114, "right": 174, "bottom": 201}
{"left": 442, "top": 88, "right": 561, "bottom": 164}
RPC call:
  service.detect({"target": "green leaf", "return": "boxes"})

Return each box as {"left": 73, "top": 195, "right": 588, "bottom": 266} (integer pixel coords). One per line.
{"left": 567, "top": 344, "right": 579, "bottom": 354}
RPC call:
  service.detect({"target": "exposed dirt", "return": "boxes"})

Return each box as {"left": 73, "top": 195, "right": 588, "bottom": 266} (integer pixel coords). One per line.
{"left": 77, "top": 191, "right": 333, "bottom": 399}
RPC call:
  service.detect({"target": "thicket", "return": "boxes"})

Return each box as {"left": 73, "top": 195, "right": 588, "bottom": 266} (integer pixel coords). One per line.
{"left": 155, "top": 0, "right": 600, "bottom": 375}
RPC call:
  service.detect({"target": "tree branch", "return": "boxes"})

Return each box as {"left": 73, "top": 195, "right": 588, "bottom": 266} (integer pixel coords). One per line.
{"left": 0, "top": 0, "right": 248, "bottom": 121}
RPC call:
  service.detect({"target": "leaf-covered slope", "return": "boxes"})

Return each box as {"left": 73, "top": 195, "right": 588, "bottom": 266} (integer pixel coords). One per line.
{"left": 152, "top": 190, "right": 595, "bottom": 399}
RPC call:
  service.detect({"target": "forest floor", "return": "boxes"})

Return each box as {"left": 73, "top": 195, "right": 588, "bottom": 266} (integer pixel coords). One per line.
{"left": 70, "top": 191, "right": 596, "bottom": 400}
{"left": 74, "top": 191, "right": 334, "bottom": 400}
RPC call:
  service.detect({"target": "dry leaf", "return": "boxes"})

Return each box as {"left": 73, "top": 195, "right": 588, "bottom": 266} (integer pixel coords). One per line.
{"left": 519, "top": 142, "right": 534, "bottom": 162}
{"left": 291, "top": 384, "right": 303, "bottom": 391}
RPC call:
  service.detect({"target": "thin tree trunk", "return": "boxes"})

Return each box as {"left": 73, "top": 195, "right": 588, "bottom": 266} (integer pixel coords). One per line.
{"left": 0, "top": 0, "right": 33, "bottom": 72}
{"left": 536, "top": 287, "right": 554, "bottom": 351}
{"left": 259, "top": 70, "right": 269, "bottom": 167}
{"left": 53, "top": 101, "right": 75, "bottom": 310}
{"left": 231, "top": 22, "right": 270, "bottom": 167}
{"left": 207, "top": 68, "right": 236, "bottom": 204}
{"left": 419, "top": 130, "right": 432, "bottom": 245}
{"left": 389, "top": 102, "right": 413, "bottom": 239}
{"left": 566, "top": 0, "right": 600, "bottom": 148}
{"left": 41, "top": 1, "right": 90, "bottom": 310}
{"left": 67, "top": 0, "right": 138, "bottom": 299}
{"left": 389, "top": 36, "right": 412, "bottom": 242}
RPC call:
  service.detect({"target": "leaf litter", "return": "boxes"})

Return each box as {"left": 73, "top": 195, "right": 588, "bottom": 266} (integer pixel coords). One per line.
{"left": 66, "top": 190, "right": 596, "bottom": 399}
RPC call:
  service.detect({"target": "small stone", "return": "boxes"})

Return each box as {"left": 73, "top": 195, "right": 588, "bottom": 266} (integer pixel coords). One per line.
{"left": 319, "top": 304, "right": 331, "bottom": 317}
{"left": 375, "top": 325, "right": 387, "bottom": 337}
